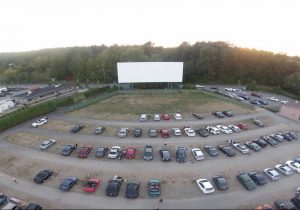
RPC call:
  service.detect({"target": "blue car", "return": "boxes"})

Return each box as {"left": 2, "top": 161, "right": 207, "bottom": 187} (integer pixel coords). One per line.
{"left": 250, "top": 100, "right": 261, "bottom": 105}
{"left": 59, "top": 176, "right": 78, "bottom": 191}
{"left": 258, "top": 99, "right": 268, "bottom": 105}
{"left": 295, "top": 157, "right": 300, "bottom": 164}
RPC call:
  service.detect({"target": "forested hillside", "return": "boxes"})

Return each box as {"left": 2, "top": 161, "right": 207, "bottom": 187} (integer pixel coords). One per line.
{"left": 0, "top": 41, "right": 299, "bottom": 96}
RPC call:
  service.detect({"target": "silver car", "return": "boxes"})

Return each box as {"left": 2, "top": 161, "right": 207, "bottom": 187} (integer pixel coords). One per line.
{"left": 275, "top": 164, "right": 293, "bottom": 176}
{"left": 264, "top": 168, "right": 280, "bottom": 181}
{"left": 40, "top": 139, "right": 56, "bottom": 150}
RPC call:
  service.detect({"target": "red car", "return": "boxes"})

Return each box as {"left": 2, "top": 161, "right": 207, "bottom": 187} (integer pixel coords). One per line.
{"left": 83, "top": 178, "right": 100, "bottom": 193}
{"left": 78, "top": 146, "right": 92, "bottom": 158}
{"left": 161, "top": 113, "right": 170, "bottom": 120}
{"left": 236, "top": 123, "right": 248, "bottom": 130}
{"left": 160, "top": 129, "right": 170, "bottom": 138}
{"left": 251, "top": 92, "right": 262, "bottom": 98}
{"left": 125, "top": 147, "right": 137, "bottom": 159}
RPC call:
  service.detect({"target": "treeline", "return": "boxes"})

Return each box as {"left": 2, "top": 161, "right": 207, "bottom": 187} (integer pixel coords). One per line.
{"left": 0, "top": 41, "right": 299, "bottom": 96}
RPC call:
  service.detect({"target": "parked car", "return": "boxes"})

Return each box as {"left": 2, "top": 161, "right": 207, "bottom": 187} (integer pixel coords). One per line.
{"left": 274, "top": 199, "right": 296, "bottom": 210}
{"left": 126, "top": 180, "right": 140, "bottom": 199}
{"left": 261, "top": 136, "right": 278, "bottom": 146}
{"left": 139, "top": 114, "right": 147, "bottom": 122}
{"left": 253, "top": 139, "right": 268, "bottom": 148}
{"left": 278, "top": 132, "right": 293, "bottom": 141}
{"left": 267, "top": 96, "right": 279, "bottom": 101}
{"left": 228, "top": 125, "right": 241, "bottom": 133}
{"left": 191, "top": 148, "right": 204, "bottom": 161}
{"left": 160, "top": 129, "right": 170, "bottom": 138}
{"left": 118, "top": 128, "right": 129, "bottom": 138}
{"left": 83, "top": 178, "right": 100, "bottom": 193}
{"left": 148, "top": 179, "right": 161, "bottom": 197}
{"left": 105, "top": 180, "right": 121, "bottom": 196}
{"left": 245, "top": 141, "right": 262, "bottom": 152}
{"left": 218, "top": 144, "right": 236, "bottom": 157}
{"left": 125, "top": 147, "right": 137, "bottom": 159}
{"left": 95, "top": 146, "right": 108, "bottom": 158}
{"left": 59, "top": 176, "right": 78, "bottom": 191}
{"left": 258, "top": 99, "right": 268, "bottom": 105}
{"left": 149, "top": 129, "right": 157, "bottom": 137}
{"left": 195, "top": 128, "right": 209, "bottom": 137}
{"left": 24, "top": 203, "right": 42, "bottom": 210}
{"left": 248, "top": 171, "right": 268, "bottom": 185}
{"left": 286, "top": 132, "right": 298, "bottom": 140}
{"left": 250, "top": 99, "right": 261, "bottom": 105}
{"left": 61, "top": 144, "right": 77, "bottom": 156}
{"left": 192, "top": 112, "right": 204, "bottom": 119}
{"left": 133, "top": 128, "right": 142, "bottom": 137}
{"left": 232, "top": 142, "right": 250, "bottom": 154}
{"left": 291, "top": 196, "right": 300, "bottom": 209}
{"left": 236, "top": 123, "right": 247, "bottom": 130}
{"left": 251, "top": 92, "right": 262, "bottom": 98}
{"left": 204, "top": 145, "right": 219, "bottom": 157}
{"left": 285, "top": 160, "right": 300, "bottom": 173}
{"left": 71, "top": 124, "right": 84, "bottom": 133}
{"left": 212, "top": 175, "right": 229, "bottom": 190}
{"left": 161, "top": 113, "right": 170, "bottom": 120}
{"left": 40, "top": 139, "right": 56, "bottom": 150}
{"left": 153, "top": 114, "right": 160, "bottom": 121}
{"left": 239, "top": 94, "right": 250, "bottom": 100}
{"left": 275, "top": 164, "right": 293, "bottom": 176}
{"left": 270, "top": 134, "right": 284, "bottom": 143}
{"left": 108, "top": 146, "right": 122, "bottom": 159}
{"left": 237, "top": 172, "right": 256, "bottom": 190}
{"left": 172, "top": 128, "right": 182, "bottom": 136}
{"left": 196, "top": 179, "right": 215, "bottom": 194}
{"left": 32, "top": 118, "right": 47, "bottom": 127}
{"left": 176, "top": 147, "right": 187, "bottom": 163}
{"left": 216, "top": 125, "right": 233, "bottom": 134}
{"left": 174, "top": 112, "right": 182, "bottom": 120}
{"left": 264, "top": 168, "right": 280, "bottom": 181}
{"left": 34, "top": 169, "right": 53, "bottom": 184}
{"left": 222, "top": 111, "right": 233, "bottom": 117}
{"left": 159, "top": 148, "right": 172, "bottom": 161}
{"left": 183, "top": 127, "right": 196, "bottom": 137}
{"left": 144, "top": 145, "right": 153, "bottom": 161}
{"left": 252, "top": 118, "right": 265, "bottom": 127}
{"left": 95, "top": 127, "right": 105, "bottom": 135}
{"left": 78, "top": 146, "right": 92, "bottom": 158}
{"left": 212, "top": 111, "right": 225, "bottom": 118}
{"left": 206, "top": 126, "right": 220, "bottom": 135}
{"left": 0, "top": 194, "right": 8, "bottom": 207}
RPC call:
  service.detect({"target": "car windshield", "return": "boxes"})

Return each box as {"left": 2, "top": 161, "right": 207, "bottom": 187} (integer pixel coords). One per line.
{"left": 110, "top": 151, "right": 117, "bottom": 155}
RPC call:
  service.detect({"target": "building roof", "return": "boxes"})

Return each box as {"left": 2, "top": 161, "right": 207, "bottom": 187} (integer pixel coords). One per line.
{"left": 282, "top": 102, "right": 300, "bottom": 109}
{"left": 14, "top": 86, "right": 62, "bottom": 99}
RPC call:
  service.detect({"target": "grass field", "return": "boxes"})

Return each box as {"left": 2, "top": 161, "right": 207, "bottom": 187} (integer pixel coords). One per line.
{"left": 68, "top": 91, "right": 253, "bottom": 120}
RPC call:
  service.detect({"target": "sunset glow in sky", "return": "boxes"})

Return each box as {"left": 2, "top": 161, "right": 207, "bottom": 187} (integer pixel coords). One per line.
{"left": 0, "top": 0, "right": 299, "bottom": 55}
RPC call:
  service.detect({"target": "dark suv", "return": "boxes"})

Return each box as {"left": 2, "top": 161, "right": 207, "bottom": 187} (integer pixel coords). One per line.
{"left": 218, "top": 144, "right": 236, "bottom": 157}
{"left": 106, "top": 180, "right": 122, "bottom": 196}
{"left": 144, "top": 145, "right": 153, "bottom": 161}
{"left": 212, "top": 111, "right": 225, "bottom": 118}
{"left": 160, "top": 148, "right": 172, "bottom": 161}
{"left": 248, "top": 171, "right": 267, "bottom": 185}
{"left": 34, "top": 169, "right": 53, "bottom": 184}
{"left": 61, "top": 144, "right": 77, "bottom": 156}
{"left": 176, "top": 147, "right": 187, "bottom": 163}
{"left": 237, "top": 172, "right": 256, "bottom": 190}
{"left": 71, "top": 124, "right": 84, "bottom": 133}
{"left": 133, "top": 128, "right": 142, "bottom": 137}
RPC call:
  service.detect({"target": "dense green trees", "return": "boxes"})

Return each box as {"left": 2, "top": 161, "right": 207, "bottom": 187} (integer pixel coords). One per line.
{"left": 0, "top": 41, "right": 299, "bottom": 96}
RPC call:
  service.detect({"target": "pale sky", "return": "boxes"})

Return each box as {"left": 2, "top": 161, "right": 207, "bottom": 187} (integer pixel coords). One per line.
{"left": 0, "top": 0, "right": 299, "bottom": 55}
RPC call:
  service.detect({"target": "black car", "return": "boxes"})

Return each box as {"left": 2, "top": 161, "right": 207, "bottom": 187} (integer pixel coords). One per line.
{"left": 261, "top": 136, "right": 278, "bottom": 146}
{"left": 291, "top": 196, "right": 300, "bottom": 209}
{"left": 61, "top": 144, "right": 77, "bottom": 156}
{"left": 204, "top": 145, "right": 219, "bottom": 157}
{"left": 212, "top": 111, "right": 225, "bottom": 118}
{"left": 176, "top": 147, "right": 187, "bottom": 163}
{"left": 59, "top": 176, "right": 78, "bottom": 191}
{"left": 222, "top": 111, "right": 233, "bottom": 117}
{"left": 250, "top": 99, "right": 261, "bottom": 105}
{"left": 274, "top": 199, "right": 296, "bottom": 210}
{"left": 0, "top": 194, "right": 8, "bottom": 207}
{"left": 159, "top": 149, "right": 172, "bottom": 161}
{"left": 34, "top": 169, "right": 53, "bottom": 184}
{"left": 95, "top": 146, "right": 108, "bottom": 158}
{"left": 287, "top": 132, "right": 298, "bottom": 140}
{"left": 212, "top": 175, "right": 229, "bottom": 190}
{"left": 248, "top": 171, "right": 267, "bottom": 185}
{"left": 253, "top": 139, "right": 268, "bottom": 148}
{"left": 192, "top": 112, "right": 204, "bottom": 119}
{"left": 245, "top": 141, "right": 262, "bottom": 152}
{"left": 106, "top": 180, "right": 121, "bottom": 196}
{"left": 133, "top": 128, "right": 142, "bottom": 137}
{"left": 71, "top": 124, "right": 84, "bottom": 133}
{"left": 24, "top": 203, "right": 42, "bottom": 210}
{"left": 279, "top": 132, "right": 293, "bottom": 141}
{"left": 125, "top": 180, "right": 140, "bottom": 199}
{"left": 239, "top": 94, "right": 250, "bottom": 100}
{"left": 236, "top": 172, "right": 256, "bottom": 191}
{"left": 258, "top": 99, "right": 268, "bottom": 105}
{"left": 144, "top": 144, "right": 153, "bottom": 161}
{"left": 196, "top": 128, "right": 209, "bottom": 137}
{"left": 95, "top": 127, "right": 105, "bottom": 135}
{"left": 218, "top": 144, "right": 236, "bottom": 157}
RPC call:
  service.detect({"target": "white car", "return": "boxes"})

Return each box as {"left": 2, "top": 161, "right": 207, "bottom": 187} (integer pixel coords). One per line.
{"left": 267, "top": 97, "right": 279, "bottom": 101}
{"left": 285, "top": 160, "right": 300, "bottom": 173}
{"left": 40, "top": 139, "right": 56, "bottom": 150}
{"left": 191, "top": 148, "right": 204, "bottom": 161}
{"left": 172, "top": 128, "right": 182, "bottom": 136}
{"left": 108, "top": 146, "right": 122, "bottom": 159}
{"left": 216, "top": 125, "right": 233, "bottom": 134}
{"left": 118, "top": 128, "right": 129, "bottom": 138}
{"left": 264, "top": 168, "right": 280, "bottom": 181}
{"left": 281, "top": 100, "right": 289, "bottom": 104}
{"left": 228, "top": 125, "right": 241, "bottom": 133}
{"left": 174, "top": 113, "right": 182, "bottom": 120}
{"left": 139, "top": 114, "right": 147, "bottom": 122}
{"left": 225, "top": 88, "right": 233, "bottom": 91}
{"left": 32, "top": 118, "right": 48, "bottom": 127}
{"left": 232, "top": 142, "right": 250, "bottom": 154}
{"left": 153, "top": 114, "right": 160, "bottom": 121}
{"left": 206, "top": 126, "right": 220, "bottom": 135}
{"left": 196, "top": 179, "right": 215, "bottom": 194}
{"left": 184, "top": 127, "right": 196, "bottom": 137}
{"left": 275, "top": 164, "right": 293, "bottom": 176}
